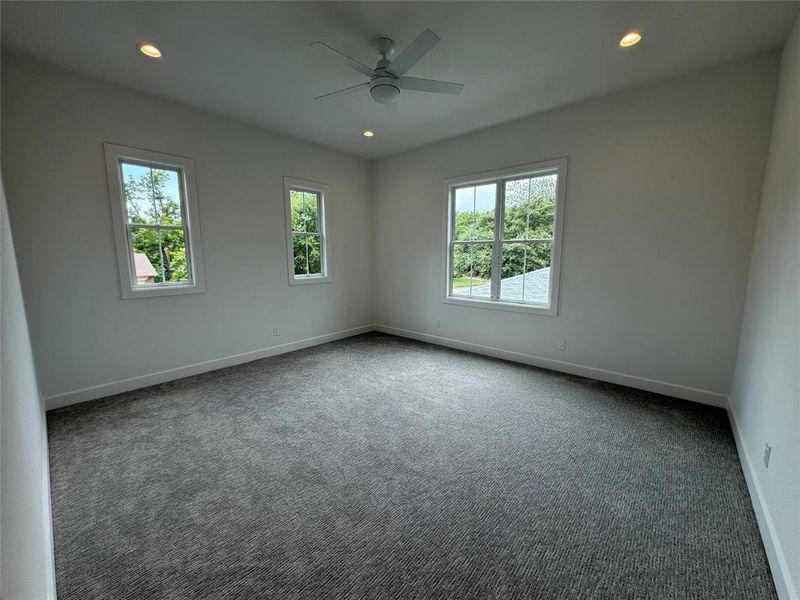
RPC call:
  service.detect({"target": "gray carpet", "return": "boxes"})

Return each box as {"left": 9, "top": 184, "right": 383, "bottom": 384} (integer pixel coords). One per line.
{"left": 47, "top": 333, "right": 775, "bottom": 599}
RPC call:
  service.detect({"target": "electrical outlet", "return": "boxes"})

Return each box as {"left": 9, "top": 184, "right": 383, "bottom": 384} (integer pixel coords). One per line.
{"left": 273, "top": 327, "right": 280, "bottom": 337}
{"left": 556, "top": 339, "right": 566, "bottom": 351}
{"left": 434, "top": 319, "right": 441, "bottom": 329}
{"left": 763, "top": 443, "right": 772, "bottom": 469}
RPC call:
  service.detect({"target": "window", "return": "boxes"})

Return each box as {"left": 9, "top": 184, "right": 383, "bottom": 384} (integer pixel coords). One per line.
{"left": 284, "top": 177, "right": 331, "bottom": 284}
{"left": 444, "top": 158, "right": 567, "bottom": 315}
{"left": 104, "top": 143, "right": 205, "bottom": 298}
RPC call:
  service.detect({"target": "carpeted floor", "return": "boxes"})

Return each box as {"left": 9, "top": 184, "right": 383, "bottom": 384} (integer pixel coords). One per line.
{"left": 47, "top": 333, "right": 775, "bottom": 599}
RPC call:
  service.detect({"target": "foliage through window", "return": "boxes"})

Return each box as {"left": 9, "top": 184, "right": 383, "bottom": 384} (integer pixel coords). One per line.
{"left": 104, "top": 144, "right": 205, "bottom": 298}
{"left": 284, "top": 178, "right": 330, "bottom": 284}
{"left": 122, "top": 163, "right": 190, "bottom": 285}
{"left": 446, "top": 160, "right": 566, "bottom": 314}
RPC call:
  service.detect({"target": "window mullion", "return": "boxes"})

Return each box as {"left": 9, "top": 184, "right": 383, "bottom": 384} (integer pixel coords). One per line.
{"left": 490, "top": 179, "right": 504, "bottom": 300}
{"left": 503, "top": 237, "right": 553, "bottom": 244}
{"left": 128, "top": 224, "right": 183, "bottom": 231}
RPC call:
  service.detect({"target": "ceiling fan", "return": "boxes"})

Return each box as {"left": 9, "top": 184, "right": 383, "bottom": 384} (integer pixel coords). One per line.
{"left": 311, "top": 29, "right": 464, "bottom": 113}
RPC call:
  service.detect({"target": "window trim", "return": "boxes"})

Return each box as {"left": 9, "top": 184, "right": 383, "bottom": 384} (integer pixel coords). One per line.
{"left": 283, "top": 176, "right": 332, "bottom": 285}
{"left": 441, "top": 158, "right": 567, "bottom": 316}
{"left": 104, "top": 143, "right": 206, "bottom": 299}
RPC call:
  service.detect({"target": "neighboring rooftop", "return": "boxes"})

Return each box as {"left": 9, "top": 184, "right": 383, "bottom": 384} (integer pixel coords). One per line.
{"left": 133, "top": 253, "right": 157, "bottom": 278}
{"left": 454, "top": 267, "right": 550, "bottom": 305}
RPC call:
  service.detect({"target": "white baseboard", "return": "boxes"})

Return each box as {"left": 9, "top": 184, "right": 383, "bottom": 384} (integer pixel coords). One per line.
{"left": 46, "top": 323, "right": 729, "bottom": 411}
{"left": 41, "top": 413, "right": 57, "bottom": 600}
{"left": 44, "top": 325, "right": 372, "bottom": 410}
{"left": 728, "top": 407, "right": 797, "bottom": 600}
{"left": 372, "top": 324, "right": 729, "bottom": 408}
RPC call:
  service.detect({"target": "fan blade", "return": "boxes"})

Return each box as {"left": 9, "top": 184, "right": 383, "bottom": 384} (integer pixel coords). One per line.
{"left": 385, "top": 101, "right": 400, "bottom": 118}
{"left": 398, "top": 76, "right": 464, "bottom": 95}
{"left": 315, "top": 82, "right": 369, "bottom": 101}
{"left": 388, "top": 29, "right": 440, "bottom": 76}
{"left": 309, "top": 41, "right": 374, "bottom": 78}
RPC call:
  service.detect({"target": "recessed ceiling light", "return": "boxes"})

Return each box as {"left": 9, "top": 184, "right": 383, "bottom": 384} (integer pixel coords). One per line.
{"left": 362, "top": 130, "right": 375, "bottom": 138}
{"left": 138, "top": 43, "right": 162, "bottom": 58}
{"left": 619, "top": 31, "right": 643, "bottom": 48}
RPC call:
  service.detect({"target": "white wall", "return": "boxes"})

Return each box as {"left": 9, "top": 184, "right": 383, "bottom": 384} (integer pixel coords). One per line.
{"left": 1, "top": 176, "right": 56, "bottom": 598}
{"left": 729, "top": 15, "right": 800, "bottom": 600}
{"left": 1, "top": 55, "right": 373, "bottom": 407}
{"left": 371, "top": 53, "right": 779, "bottom": 404}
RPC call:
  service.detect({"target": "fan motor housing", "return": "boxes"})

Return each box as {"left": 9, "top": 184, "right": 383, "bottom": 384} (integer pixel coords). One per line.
{"left": 370, "top": 76, "right": 400, "bottom": 104}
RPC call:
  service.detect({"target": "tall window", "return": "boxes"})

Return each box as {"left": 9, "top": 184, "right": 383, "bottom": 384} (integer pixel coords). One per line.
{"left": 445, "top": 159, "right": 566, "bottom": 315}
{"left": 284, "top": 177, "right": 331, "bottom": 284}
{"left": 104, "top": 144, "right": 205, "bottom": 298}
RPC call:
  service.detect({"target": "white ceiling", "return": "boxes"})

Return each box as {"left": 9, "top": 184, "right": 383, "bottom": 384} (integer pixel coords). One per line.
{"left": 2, "top": 1, "right": 798, "bottom": 159}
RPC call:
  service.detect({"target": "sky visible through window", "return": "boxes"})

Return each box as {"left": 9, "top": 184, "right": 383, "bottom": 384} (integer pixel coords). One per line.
{"left": 454, "top": 184, "right": 495, "bottom": 214}
{"left": 122, "top": 163, "right": 181, "bottom": 205}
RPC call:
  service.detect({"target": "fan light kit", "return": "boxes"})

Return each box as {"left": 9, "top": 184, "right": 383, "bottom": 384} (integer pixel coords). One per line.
{"left": 362, "top": 130, "right": 375, "bottom": 138}
{"left": 138, "top": 43, "right": 162, "bottom": 58}
{"left": 311, "top": 29, "right": 464, "bottom": 115}
{"left": 619, "top": 31, "right": 643, "bottom": 47}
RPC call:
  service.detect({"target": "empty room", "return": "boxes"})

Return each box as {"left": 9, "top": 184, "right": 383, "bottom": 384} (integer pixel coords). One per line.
{"left": 1, "top": 1, "right": 798, "bottom": 599}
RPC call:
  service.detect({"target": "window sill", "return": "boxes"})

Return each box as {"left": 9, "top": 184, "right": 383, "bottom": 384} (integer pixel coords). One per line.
{"left": 122, "top": 283, "right": 205, "bottom": 299}
{"left": 289, "top": 275, "right": 332, "bottom": 285}
{"left": 443, "top": 295, "right": 557, "bottom": 316}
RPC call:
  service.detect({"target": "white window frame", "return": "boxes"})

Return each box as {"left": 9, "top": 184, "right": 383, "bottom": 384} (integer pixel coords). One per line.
{"left": 104, "top": 143, "right": 206, "bottom": 299}
{"left": 442, "top": 158, "right": 567, "bottom": 316}
{"left": 284, "top": 177, "right": 332, "bottom": 285}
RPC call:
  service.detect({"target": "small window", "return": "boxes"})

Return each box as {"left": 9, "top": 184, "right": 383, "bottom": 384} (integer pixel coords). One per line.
{"left": 284, "top": 177, "right": 331, "bottom": 284}
{"left": 444, "top": 158, "right": 567, "bottom": 315}
{"left": 104, "top": 144, "right": 205, "bottom": 298}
